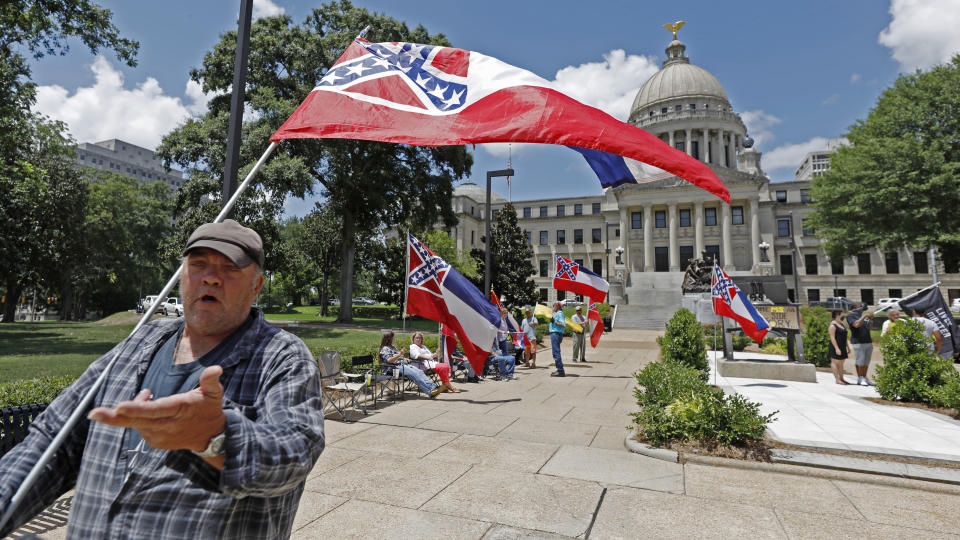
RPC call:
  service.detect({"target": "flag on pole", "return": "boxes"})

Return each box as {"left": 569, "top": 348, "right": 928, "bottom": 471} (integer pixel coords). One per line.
{"left": 711, "top": 263, "right": 770, "bottom": 343}
{"left": 270, "top": 38, "right": 730, "bottom": 202}
{"left": 587, "top": 302, "right": 604, "bottom": 348}
{"left": 405, "top": 233, "right": 499, "bottom": 374}
{"left": 553, "top": 256, "right": 610, "bottom": 304}
{"left": 897, "top": 286, "right": 959, "bottom": 359}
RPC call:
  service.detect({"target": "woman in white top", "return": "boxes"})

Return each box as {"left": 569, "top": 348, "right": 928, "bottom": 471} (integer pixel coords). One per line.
{"left": 409, "top": 332, "right": 459, "bottom": 393}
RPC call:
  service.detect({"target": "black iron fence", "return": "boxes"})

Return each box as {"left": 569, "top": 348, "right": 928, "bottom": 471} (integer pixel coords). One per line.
{"left": 1, "top": 403, "right": 48, "bottom": 457}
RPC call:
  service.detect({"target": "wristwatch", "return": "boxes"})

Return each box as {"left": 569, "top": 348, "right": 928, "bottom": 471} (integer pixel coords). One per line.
{"left": 193, "top": 432, "right": 226, "bottom": 458}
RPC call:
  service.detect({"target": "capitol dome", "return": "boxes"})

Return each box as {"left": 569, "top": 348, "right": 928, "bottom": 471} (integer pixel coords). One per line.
{"left": 630, "top": 39, "right": 731, "bottom": 122}
{"left": 453, "top": 182, "right": 505, "bottom": 203}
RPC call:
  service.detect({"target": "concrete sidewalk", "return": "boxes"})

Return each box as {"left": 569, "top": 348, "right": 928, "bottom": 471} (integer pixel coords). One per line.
{"left": 13, "top": 330, "right": 960, "bottom": 539}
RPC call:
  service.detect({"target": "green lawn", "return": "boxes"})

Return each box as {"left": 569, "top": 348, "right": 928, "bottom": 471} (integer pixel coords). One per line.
{"left": 261, "top": 305, "right": 439, "bottom": 330}
{"left": 0, "top": 311, "right": 441, "bottom": 384}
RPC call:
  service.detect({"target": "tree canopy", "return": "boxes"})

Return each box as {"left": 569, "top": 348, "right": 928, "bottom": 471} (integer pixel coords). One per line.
{"left": 808, "top": 55, "right": 960, "bottom": 269}
{"left": 158, "top": 0, "right": 472, "bottom": 322}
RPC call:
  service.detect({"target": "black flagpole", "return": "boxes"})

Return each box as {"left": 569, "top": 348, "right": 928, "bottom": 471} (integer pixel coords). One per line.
{"left": 222, "top": 0, "right": 254, "bottom": 212}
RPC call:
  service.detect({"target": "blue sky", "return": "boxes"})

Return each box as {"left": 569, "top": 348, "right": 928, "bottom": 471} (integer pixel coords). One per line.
{"left": 28, "top": 0, "right": 960, "bottom": 216}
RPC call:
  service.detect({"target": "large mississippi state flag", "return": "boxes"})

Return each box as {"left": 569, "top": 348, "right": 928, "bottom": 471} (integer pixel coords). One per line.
{"left": 553, "top": 256, "right": 610, "bottom": 304}
{"left": 405, "top": 233, "right": 499, "bottom": 374}
{"left": 587, "top": 302, "right": 604, "bottom": 348}
{"left": 271, "top": 38, "right": 730, "bottom": 201}
{"left": 711, "top": 263, "right": 770, "bottom": 343}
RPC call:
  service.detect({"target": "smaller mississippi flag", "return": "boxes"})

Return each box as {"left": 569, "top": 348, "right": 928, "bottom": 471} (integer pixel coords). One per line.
{"left": 711, "top": 263, "right": 770, "bottom": 343}
{"left": 553, "top": 256, "right": 609, "bottom": 304}
{"left": 587, "top": 302, "right": 604, "bottom": 348}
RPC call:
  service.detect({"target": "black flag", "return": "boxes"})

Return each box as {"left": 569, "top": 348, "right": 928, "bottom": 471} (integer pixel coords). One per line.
{"left": 898, "top": 287, "right": 959, "bottom": 360}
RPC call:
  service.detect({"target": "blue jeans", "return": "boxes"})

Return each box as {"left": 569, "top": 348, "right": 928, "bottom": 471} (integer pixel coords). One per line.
{"left": 551, "top": 332, "right": 564, "bottom": 373}
{"left": 395, "top": 364, "right": 437, "bottom": 394}
{"left": 491, "top": 355, "right": 515, "bottom": 378}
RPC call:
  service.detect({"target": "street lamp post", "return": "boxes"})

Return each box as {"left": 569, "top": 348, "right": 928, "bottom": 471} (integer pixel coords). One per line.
{"left": 604, "top": 222, "right": 617, "bottom": 281}
{"left": 221, "top": 0, "right": 254, "bottom": 210}
{"left": 484, "top": 168, "right": 515, "bottom": 296}
{"left": 788, "top": 211, "right": 801, "bottom": 304}
{"left": 615, "top": 245, "right": 624, "bottom": 265}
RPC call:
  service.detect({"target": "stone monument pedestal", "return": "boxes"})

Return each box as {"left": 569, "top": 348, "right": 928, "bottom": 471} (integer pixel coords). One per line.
{"left": 717, "top": 353, "right": 817, "bottom": 383}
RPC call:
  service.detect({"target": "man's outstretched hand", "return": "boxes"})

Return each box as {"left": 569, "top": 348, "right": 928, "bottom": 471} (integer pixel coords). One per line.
{"left": 89, "top": 365, "right": 227, "bottom": 469}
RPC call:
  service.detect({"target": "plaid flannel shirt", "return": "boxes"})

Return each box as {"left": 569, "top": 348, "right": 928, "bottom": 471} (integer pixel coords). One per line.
{"left": 0, "top": 309, "right": 325, "bottom": 539}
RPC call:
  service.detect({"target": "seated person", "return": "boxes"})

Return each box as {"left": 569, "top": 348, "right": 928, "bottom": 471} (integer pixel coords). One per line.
{"left": 486, "top": 337, "right": 516, "bottom": 381}
{"left": 408, "top": 332, "right": 459, "bottom": 393}
{"left": 378, "top": 331, "right": 443, "bottom": 398}
{"left": 448, "top": 343, "right": 480, "bottom": 382}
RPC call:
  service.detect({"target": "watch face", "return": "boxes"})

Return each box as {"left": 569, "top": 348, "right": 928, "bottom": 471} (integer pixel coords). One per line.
{"left": 210, "top": 433, "right": 225, "bottom": 455}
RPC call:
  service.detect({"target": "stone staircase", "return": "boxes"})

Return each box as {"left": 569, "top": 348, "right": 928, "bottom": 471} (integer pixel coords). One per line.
{"left": 614, "top": 272, "right": 685, "bottom": 330}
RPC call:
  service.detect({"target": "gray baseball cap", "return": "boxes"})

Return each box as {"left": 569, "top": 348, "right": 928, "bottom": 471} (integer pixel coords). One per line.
{"left": 182, "top": 219, "right": 264, "bottom": 268}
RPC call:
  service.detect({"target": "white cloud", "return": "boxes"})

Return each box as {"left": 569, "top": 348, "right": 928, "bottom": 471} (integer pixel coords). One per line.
{"left": 551, "top": 49, "right": 660, "bottom": 120}
{"left": 850, "top": 73, "right": 862, "bottom": 83}
{"left": 879, "top": 0, "right": 960, "bottom": 72}
{"left": 739, "top": 109, "right": 781, "bottom": 150}
{"left": 481, "top": 49, "right": 659, "bottom": 159}
{"left": 34, "top": 56, "right": 210, "bottom": 150}
{"left": 821, "top": 94, "right": 840, "bottom": 105}
{"left": 253, "top": 0, "right": 285, "bottom": 20}
{"left": 762, "top": 137, "right": 835, "bottom": 173}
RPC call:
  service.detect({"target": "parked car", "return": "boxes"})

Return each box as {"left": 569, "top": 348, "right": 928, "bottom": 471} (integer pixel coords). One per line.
{"left": 161, "top": 297, "right": 182, "bottom": 316}
{"left": 952, "top": 298, "right": 960, "bottom": 313}
{"left": 139, "top": 295, "right": 160, "bottom": 314}
{"left": 352, "top": 297, "right": 377, "bottom": 305}
{"left": 558, "top": 298, "right": 583, "bottom": 307}
{"left": 328, "top": 298, "right": 341, "bottom": 306}
{"left": 876, "top": 297, "right": 902, "bottom": 311}
{"left": 808, "top": 297, "right": 859, "bottom": 311}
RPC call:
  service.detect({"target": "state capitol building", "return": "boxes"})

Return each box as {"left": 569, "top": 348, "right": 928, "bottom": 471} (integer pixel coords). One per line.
{"left": 445, "top": 31, "right": 960, "bottom": 317}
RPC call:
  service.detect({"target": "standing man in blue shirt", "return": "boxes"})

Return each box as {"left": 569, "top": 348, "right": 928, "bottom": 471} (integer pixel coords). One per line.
{"left": 550, "top": 301, "right": 566, "bottom": 377}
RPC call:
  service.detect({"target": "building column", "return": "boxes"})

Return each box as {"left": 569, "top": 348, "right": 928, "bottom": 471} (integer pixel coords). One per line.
{"left": 694, "top": 200, "right": 704, "bottom": 256}
{"left": 668, "top": 130, "right": 674, "bottom": 149}
{"left": 685, "top": 128, "right": 692, "bottom": 156}
{"left": 668, "top": 203, "right": 679, "bottom": 271}
{"left": 702, "top": 128, "right": 710, "bottom": 164}
{"left": 717, "top": 128, "right": 724, "bottom": 166}
{"left": 728, "top": 132, "right": 735, "bottom": 167}
{"left": 750, "top": 198, "right": 760, "bottom": 269}
{"left": 643, "top": 204, "right": 653, "bottom": 272}
{"left": 721, "top": 203, "right": 733, "bottom": 268}
{"left": 618, "top": 206, "right": 629, "bottom": 272}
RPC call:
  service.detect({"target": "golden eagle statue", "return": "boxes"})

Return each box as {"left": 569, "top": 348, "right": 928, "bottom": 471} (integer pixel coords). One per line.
{"left": 663, "top": 20, "right": 686, "bottom": 40}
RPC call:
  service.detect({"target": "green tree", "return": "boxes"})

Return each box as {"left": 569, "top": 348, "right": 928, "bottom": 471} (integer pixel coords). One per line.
{"left": 158, "top": 1, "right": 472, "bottom": 323}
{"left": 808, "top": 56, "right": 960, "bottom": 268}
{"left": 470, "top": 203, "right": 536, "bottom": 306}
{"left": 293, "top": 204, "right": 344, "bottom": 315}
{"left": 801, "top": 306, "right": 831, "bottom": 367}
{"left": 658, "top": 308, "right": 709, "bottom": 376}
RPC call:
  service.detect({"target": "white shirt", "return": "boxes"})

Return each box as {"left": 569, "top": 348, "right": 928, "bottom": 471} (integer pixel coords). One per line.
{"left": 409, "top": 343, "right": 434, "bottom": 360}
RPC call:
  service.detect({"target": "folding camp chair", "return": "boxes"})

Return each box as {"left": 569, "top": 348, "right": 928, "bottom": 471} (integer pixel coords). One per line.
{"left": 350, "top": 354, "right": 395, "bottom": 407}
{"left": 317, "top": 351, "right": 367, "bottom": 420}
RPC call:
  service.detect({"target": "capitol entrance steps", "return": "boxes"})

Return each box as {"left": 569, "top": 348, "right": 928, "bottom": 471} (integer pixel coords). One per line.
{"left": 615, "top": 272, "right": 685, "bottom": 330}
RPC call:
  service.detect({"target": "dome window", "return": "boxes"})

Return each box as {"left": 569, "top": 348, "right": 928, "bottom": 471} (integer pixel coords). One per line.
{"left": 661, "top": 107, "right": 668, "bottom": 114}
{"left": 689, "top": 103, "right": 696, "bottom": 110}
{"left": 704, "top": 104, "right": 709, "bottom": 109}
{"left": 649, "top": 111, "right": 654, "bottom": 117}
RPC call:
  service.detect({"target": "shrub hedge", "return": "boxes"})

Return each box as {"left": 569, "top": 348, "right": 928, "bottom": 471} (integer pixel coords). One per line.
{"left": 657, "top": 308, "right": 708, "bottom": 375}
{"left": 0, "top": 376, "right": 77, "bottom": 408}
{"left": 876, "top": 320, "right": 960, "bottom": 409}
{"left": 801, "top": 306, "right": 831, "bottom": 367}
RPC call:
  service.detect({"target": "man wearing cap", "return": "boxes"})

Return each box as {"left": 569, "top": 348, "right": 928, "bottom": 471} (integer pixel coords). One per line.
{"left": 549, "top": 301, "right": 566, "bottom": 377}
{"left": 570, "top": 305, "right": 587, "bottom": 363}
{"left": 0, "top": 220, "right": 325, "bottom": 539}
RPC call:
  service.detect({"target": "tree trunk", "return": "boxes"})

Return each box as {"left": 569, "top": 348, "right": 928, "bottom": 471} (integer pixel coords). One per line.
{"left": 2, "top": 277, "right": 20, "bottom": 323}
{"left": 60, "top": 275, "right": 74, "bottom": 321}
{"left": 338, "top": 209, "right": 357, "bottom": 323}
{"left": 320, "top": 272, "right": 329, "bottom": 317}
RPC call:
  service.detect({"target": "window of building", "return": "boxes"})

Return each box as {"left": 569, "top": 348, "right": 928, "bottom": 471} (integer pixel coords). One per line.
{"left": 471, "top": 230, "right": 475, "bottom": 245}
{"left": 592, "top": 202, "right": 601, "bottom": 214}
{"left": 889, "top": 288, "right": 902, "bottom": 299}
{"left": 661, "top": 107, "right": 668, "bottom": 114}
{"left": 492, "top": 209, "right": 500, "bottom": 218}
{"left": 655, "top": 210, "right": 667, "bottom": 228}
{"left": 539, "top": 231, "right": 547, "bottom": 245}
{"left": 802, "top": 219, "right": 814, "bottom": 236}
{"left": 592, "top": 259, "right": 602, "bottom": 275}
{"left": 539, "top": 288, "right": 548, "bottom": 302}
{"left": 557, "top": 230, "right": 566, "bottom": 244}
{"left": 857, "top": 253, "right": 871, "bottom": 274}
{"left": 831, "top": 259, "right": 844, "bottom": 275}
{"left": 689, "top": 103, "right": 696, "bottom": 110}
{"left": 523, "top": 207, "right": 531, "bottom": 218}
{"left": 574, "top": 258, "right": 584, "bottom": 267}
{"left": 914, "top": 251, "right": 929, "bottom": 274}
{"left": 680, "top": 246, "right": 694, "bottom": 269}
{"left": 574, "top": 229, "right": 583, "bottom": 244}
{"left": 787, "top": 289, "right": 796, "bottom": 303}
{"left": 525, "top": 231, "right": 531, "bottom": 245}
{"left": 808, "top": 289, "right": 820, "bottom": 302}
{"left": 731, "top": 206, "right": 744, "bottom": 225}
{"left": 592, "top": 228, "right": 601, "bottom": 243}
{"left": 556, "top": 290, "right": 566, "bottom": 301}
{"left": 780, "top": 254, "right": 793, "bottom": 275}
{"left": 800, "top": 189, "right": 812, "bottom": 202}
{"left": 574, "top": 203, "right": 582, "bottom": 215}
{"left": 705, "top": 208, "right": 717, "bottom": 226}
{"left": 557, "top": 204, "right": 565, "bottom": 217}
{"left": 705, "top": 245, "right": 721, "bottom": 265}
{"left": 679, "top": 209, "right": 691, "bottom": 227}
{"left": 776, "top": 190, "right": 787, "bottom": 202}
{"left": 861, "top": 289, "right": 874, "bottom": 305}
{"left": 539, "top": 259, "right": 548, "bottom": 277}
{"left": 835, "top": 288, "right": 847, "bottom": 298}
{"left": 691, "top": 141, "right": 699, "bottom": 160}
{"left": 470, "top": 206, "right": 474, "bottom": 216}
{"left": 539, "top": 206, "right": 547, "bottom": 218}
{"left": 631, "top": 211, "right": 642, "bottom": 229}
{"left": 777, "top": 219, "right": 791, "bottom": 237}
{"left": 805, "top": 254, "right": 818, "bottom": 275}
{"left": 615, "top": 228, "right": 620, "bottom": 238}
{"left": 649, "top": 111, "right": 654, "bottom": 117}
{"left": 885, "top": 251, "right": 899, "bottom": 274}
{"left": 675, "top": 104, "right": 682, "bottom": 111}
{"left": 675, "top": 142, "right": 685, "bottom": 151}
